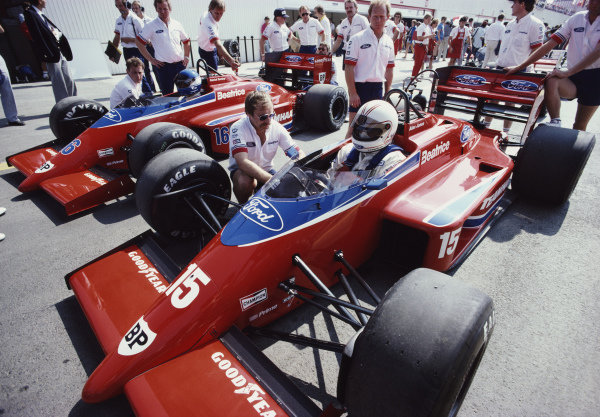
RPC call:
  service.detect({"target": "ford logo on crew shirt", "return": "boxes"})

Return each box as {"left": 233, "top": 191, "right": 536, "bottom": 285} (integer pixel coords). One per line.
{"left": 501, "top": 80, "right": 538, "bottom": 92}
{"left": 156, "top": 29, "right": 164, "bottom": 34}
{"left": 360, "top": 44, "right": 372, "bottom": 49}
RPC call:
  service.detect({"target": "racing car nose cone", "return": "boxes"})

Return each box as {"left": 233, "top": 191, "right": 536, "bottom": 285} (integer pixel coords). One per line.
{"left": 82, "top": 368, "right": 123, "bottom": 403}
{"left": 18, "top": 176, "right": 39, "bottom": 192}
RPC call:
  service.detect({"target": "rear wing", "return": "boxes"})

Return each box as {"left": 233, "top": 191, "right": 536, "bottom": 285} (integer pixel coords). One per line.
{"left": 125, "top": 326, "right": 323, "bottom": 417}
{"left": 263, "top": 52, "right": 332, "bottom": 89}
{"left": 430, "top": 66, "right": 546, "bottom": 142}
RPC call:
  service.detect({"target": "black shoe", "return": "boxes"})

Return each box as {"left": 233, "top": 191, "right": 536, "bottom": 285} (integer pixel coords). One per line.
{"left": 8, "top": 120, "right": 25, "bottom": 126}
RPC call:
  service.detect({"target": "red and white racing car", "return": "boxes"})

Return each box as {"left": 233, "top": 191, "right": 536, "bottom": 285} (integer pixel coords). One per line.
{"left": 63, "top": 67, "right": 595, "bottom": 416}
{"left": 6, "top": 54, "right": 347, "bottom": 215}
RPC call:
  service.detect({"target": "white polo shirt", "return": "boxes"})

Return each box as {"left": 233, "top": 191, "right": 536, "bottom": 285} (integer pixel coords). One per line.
{"left": 229, "top": 117, "right": 300, "bottom": 172}
{"left": 485, "top": 20, "right": 504, "bottom": 42}
{"left": 137, "top": 17, "right": 190, "bottom": 63}
{"left": 290, "top": 17, "right": 324, "bottom": 47}
{"left": 197, "top": 11, "right": 219, "bottom": 52}
{"left": 496, "top": 13, "right": 544, "bottom": 68}
{"left": 396, "top": 22, "right": 406, "bottom": 40}
{"left": 319, "top": 15, "right": 332, "bottom": 48}
{"left": 344, "top": 28, "right": 395, "bottom": 83}
{"left": 551, "top": 11, "right": 600, "bottom": 70}
{"left": 384, "top": 20, "right": 398, "bottom": 39}
{"left": 336, "top": 14, "right": 369, "bottom": 51}
{"left": 262, "top": 22, "right": 291, "bottom": 52}
{"left": 110, "top": 75, "right": 142, "bottom": 108}
{"left": 414, "top": 22, "right": 432, "bottom": 45}
{"left": 115, "top": 12, "right": 143, "bottom": 48}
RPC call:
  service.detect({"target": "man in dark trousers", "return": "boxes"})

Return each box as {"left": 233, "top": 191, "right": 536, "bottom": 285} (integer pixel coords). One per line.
{"left": 24, "top": 0, "right": 77, "bottom": 103}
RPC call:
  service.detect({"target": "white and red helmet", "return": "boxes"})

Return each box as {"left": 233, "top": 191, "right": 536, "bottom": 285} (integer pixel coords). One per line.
{"left": 351, "top": 100, "right": 398, "bottom": 153}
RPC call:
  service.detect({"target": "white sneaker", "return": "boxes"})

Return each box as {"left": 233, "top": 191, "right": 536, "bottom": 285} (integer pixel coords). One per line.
{"left": 543, "top": 118, "right": 562, "bottom": 127}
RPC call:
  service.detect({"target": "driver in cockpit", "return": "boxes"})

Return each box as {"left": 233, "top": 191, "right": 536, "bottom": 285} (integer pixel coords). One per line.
{"left": 329, "top": 100, "right": 405, "bottom": 178}
{"left": 110, "top": 57, "right": 145, "bottom": 108}
{"left": 174, "top": 69, "right": 204, "bottom": 96}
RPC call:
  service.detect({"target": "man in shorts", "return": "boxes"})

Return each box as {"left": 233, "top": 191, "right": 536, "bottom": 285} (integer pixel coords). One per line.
{"left": 229, "top": 92, "right": 305, "bottom": 203}
{"left": 506, "top": 0, "right": 600, "bottom": 131}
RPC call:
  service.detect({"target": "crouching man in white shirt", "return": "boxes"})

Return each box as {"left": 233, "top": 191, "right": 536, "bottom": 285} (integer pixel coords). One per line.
{"left": 229, "top": 91, "right": 305, "bottom": 203}
{"left": 110, "top": 57, "right": 144, "bottom": 108}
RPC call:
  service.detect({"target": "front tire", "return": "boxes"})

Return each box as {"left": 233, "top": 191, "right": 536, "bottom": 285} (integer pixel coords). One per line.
{"left": 135, "top": 148, "right": 231, "bottom": 239}
{"left": 340, "top": 268, "right": 494, "bottom": 417}
{"left": 512, "top": 124, "right": 596, "bottom": 205}
{"left": 303, "top": 84, "right": 348, "bottom": 132}
{"left": 49, "top": 97, "right": 108, "bottom": 141}
{"left": 129, "top": 122, "right": 205, "bottom": 178}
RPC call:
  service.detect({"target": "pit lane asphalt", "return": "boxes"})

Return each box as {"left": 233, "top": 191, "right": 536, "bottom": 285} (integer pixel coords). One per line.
{"left": 1, "top": 57, "right": 599, "bottom": 417}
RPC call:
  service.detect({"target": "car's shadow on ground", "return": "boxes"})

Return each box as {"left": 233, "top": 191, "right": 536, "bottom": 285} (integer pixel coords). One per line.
{"left": 55, "top": 296, "right": 135, "bottom": 417}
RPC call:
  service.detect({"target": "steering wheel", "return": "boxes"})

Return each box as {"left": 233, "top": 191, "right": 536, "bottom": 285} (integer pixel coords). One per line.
{"left": 384, "top": 88, "right": 424, "bottom": 124}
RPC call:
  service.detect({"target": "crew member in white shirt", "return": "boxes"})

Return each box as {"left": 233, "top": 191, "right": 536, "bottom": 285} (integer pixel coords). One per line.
{"left": 197, "top": 0, "right": 240, "bottom": 72}
{"left": 135, "top": 0, "right": 190, "bottom": 95}
{"left": 260, "top": 8, "right": 294, "bottom": 61}
{"left": 229, "top": 92, "right": 305, "bottom": 203}
{"left": 482, "top": 14, "right": 505, "bottom": 68}
{"left": 290, "top": 5, "right": 325, "bottom": 54}
{"left": 506, "top": 0, "right": 600, "bottom": 131}
{"left": 392, "top": 12, "right": 405, "bottom": 56}
{"left": 110, "top": 57, "right": 144, "bottom": 108}
{"left": 314, "top": 5, "right": 332, "bottom": 49}
{"left": 344, "top": 0, "right": 395, "bottom": 137}
{"left": 412, "top": 14, "right": 434, "bottom": 77}
{"left": 332, "top": 0, "right": 369, "bottom": 68}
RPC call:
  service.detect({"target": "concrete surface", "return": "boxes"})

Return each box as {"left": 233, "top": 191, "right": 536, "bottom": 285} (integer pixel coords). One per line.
{"left": 0, "top": 55, "right": 599, "bottom": 417}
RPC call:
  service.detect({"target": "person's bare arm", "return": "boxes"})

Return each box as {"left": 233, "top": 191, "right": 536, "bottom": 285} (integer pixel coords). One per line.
{"left": 234, "top": 152, "right": 272, "bottom": 183}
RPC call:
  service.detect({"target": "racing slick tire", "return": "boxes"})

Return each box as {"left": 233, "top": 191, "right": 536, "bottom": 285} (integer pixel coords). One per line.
{"left": 129, "top": 122, "right": 206, "bottom": 178}
{"left": 49, "top": 97, "right": 108, "bottom": 141}
{"left": 136, "top": 148, "right": 231, "bottom": 239}
{"left": 513, "top": 124, "right": 596, "bottom": 205}
{"left": 303, "top": 84, "right": 348, "bottom": 132}
{"left": 339, "top": 268, "right": 494, "bottom": 417}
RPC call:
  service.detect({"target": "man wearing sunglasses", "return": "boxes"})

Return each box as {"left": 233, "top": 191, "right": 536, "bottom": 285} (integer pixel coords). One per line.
{"left": 229, "top": 92, "right": 305, "bottom": 203}
{"left": 290, "top": 5, "right": 325, "bottom": 54}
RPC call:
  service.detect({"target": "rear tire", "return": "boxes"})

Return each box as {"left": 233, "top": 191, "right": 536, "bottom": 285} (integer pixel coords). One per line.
{"left": 303, "top": 84, "right": 348, "bottom": 131}
{"left": 49, "top": 97, "right": 107, "bottom": 141}
{"left": 129, "top": 122, "right": 205, "bottom": 178}
{"left": 512, "top": 124, "right": 596, "bottom": 205}
{"left": 136, "top": 148, "right": 231, "bottom": 239}
{"left": 340, "top": 268, "right": 494, "bottom": 417}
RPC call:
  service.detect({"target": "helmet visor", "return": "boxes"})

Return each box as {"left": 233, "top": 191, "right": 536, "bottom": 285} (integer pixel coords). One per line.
{"left": 352, "top": 115, "right": 392, "bottom": 142}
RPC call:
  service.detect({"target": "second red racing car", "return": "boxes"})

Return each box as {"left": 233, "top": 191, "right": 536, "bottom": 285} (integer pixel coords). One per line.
{"left": 6, "top": 54, "right": 347, "bottom": 215}
{"left": 63, "top": 68, "right": 595, "bottom": 416}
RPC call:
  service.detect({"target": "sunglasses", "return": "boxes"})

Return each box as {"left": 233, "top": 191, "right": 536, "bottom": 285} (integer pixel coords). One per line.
{"left": 258, "top": 113, "right": 275, "bottom": 121}
{"left": 301, "top": 12, "right": 309, "bottom": 16}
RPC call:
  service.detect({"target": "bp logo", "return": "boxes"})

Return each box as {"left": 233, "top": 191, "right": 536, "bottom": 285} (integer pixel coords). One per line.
{"left": 501, "top": 79, "right": 538, "bottom": 92}
{"left": 455, "top": 74, "right": 487, "bottom": 86}
{"left": 118, "top": 316, "right": 157, "bottom": 356}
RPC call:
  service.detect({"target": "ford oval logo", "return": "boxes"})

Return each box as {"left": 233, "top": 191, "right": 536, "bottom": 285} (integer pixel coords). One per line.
{"left": 501, "top": 79, "right": 539, "bottom": 92}
{"left": 460, "top": 125, "right": 473, "bottom": 143}
{"left": 241, "top": 198, "right": 284, "bottom": 231}
{"left": 307, "top": 57, "right": 315, "bottom": 64}
{"left": 455, "top": 74, "right": 487, "bottom": 86}
{"left": 360, "top": 43, "right": 372, "bottom": 49}
{"left": 104, "top": 110, "right": 122, "bottom": 122}
{"left": 256, "top": 84, "right": 272, "bottom": 92}
{"left": 285, "top": 55, "right": 302, "bottom": 63}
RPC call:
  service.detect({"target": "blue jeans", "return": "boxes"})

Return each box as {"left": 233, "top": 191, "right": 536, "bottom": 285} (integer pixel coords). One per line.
{"left": 199, "top": 48, "right": 219, "bottom": 72}
{"left": 0, "top": 55, "right": 19, "bottom": 122}
{"left": 155, "top": 61, "right": 185, "bottom": 95}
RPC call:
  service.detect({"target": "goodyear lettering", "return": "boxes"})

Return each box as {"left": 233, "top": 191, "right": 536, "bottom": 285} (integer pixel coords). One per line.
{"left": 480, "top": 180, "right": 509, "bottom": 210}
{"left": 47, "top": 149, "right": 58, "bottom": 157}
{"left": 84, "top": 172, "right": 107, "bottom": 186}
{"left": 65, "top": 103, "right": 103, "bottom": 119}
{"left": 217, "top": 89, "right": 245, "bottom": 100}
{"left": 172, "top": 130, "right": 197, "bottom": 141}
{"left": 211, "top": 352, "right": 277, "bottom": 417}
{"left": 421, "top": 141, "right": 450, "bottom": 165}
{"left": 128, "top": 251, "right": 168, "bottom": 293}
{"left": 274, "top": 110, "right": 292, "bottom": 123}
{"left": 163, "top": 165, "right": 197, "bottom": 193}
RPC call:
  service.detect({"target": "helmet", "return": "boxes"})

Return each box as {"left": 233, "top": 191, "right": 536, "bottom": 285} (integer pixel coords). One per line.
{"left": 174, "top": 69, "right": 203, "bottom": 95}
{"left": 351, "top": 100, "right": 398, "bottom": 153}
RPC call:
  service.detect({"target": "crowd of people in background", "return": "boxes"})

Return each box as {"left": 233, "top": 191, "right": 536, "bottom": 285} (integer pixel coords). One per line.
{"left": 1, "top": 0, "right": 598, "bottom": 134}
